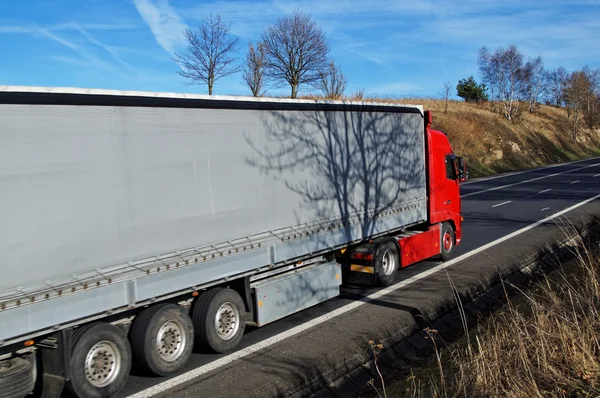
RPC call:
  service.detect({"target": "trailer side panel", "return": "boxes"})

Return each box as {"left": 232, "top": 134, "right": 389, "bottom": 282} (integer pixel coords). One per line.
{"left": 0, "top": 102, "right": 426, "bottom": 297}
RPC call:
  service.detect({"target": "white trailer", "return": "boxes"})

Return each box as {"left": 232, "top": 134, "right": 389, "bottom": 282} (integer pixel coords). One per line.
{"left": 0, "top": 86, "right": 430, "bottom": 398}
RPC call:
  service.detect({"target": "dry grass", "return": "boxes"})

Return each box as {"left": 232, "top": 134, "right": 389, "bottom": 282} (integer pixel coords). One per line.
{"left": 370, "top": 230, "right": 600, "bottom": 398}
{"left": 300, "top": 95, "right": 600, "bottom": 178}
{"left": 375, "top": 99, "right": 600, "bottom": 178}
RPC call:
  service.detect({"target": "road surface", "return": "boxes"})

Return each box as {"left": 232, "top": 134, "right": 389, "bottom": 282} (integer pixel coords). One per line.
{"left": 117, "top": 156, "right": 600, "bottom": 398}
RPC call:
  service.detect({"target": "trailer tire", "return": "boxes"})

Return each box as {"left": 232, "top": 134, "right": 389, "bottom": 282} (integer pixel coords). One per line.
{"left": 440, "top": 222, "right": 455, "bottom": 261}
{"left": 0, "top": 356, "right": 35, "bottom": 398}
{"left": 375, "top": 240, "right": 399, "bottom": 287}
{"left": 191, "top": 288, "right": 246, "bottom": 353}
{"left": 66, "top": 323, "right": 131, "bottom": 398}
{"left": 129, "top": 304, "right": 194, "bottom": 376}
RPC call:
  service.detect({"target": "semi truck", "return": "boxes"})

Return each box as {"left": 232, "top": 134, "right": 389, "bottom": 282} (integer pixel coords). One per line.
{"left": 0, "top": 86, "right": 465, "bottom": 398}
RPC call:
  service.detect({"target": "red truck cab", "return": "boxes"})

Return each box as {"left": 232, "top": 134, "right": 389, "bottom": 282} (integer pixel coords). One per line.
{"left": 344, "top": 110, "right": 466, "bottom": 286}
{"left": 425, "top": 110, "right": 464, "bottom": 246}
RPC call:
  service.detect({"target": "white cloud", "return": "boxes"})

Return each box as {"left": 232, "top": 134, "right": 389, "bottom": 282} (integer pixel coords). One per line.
{"left": 73, "top": 25, "right": 138, "bottom": 74}
{"left": 132, "top": 0, "right": 187, "bottom": 54}
{"left": 0, "top": 24, "right": 136, "bottom": 33}
{"left": 38, "top": 29, "right": 79, "bottom": 51}
{"left": 51, "top": 23, "right": 138, "bottom": 31}
{"left": 1, "top": 22, "right": 144, "bottom": 75}
{"left": 38, "top": 29, "right": 115, "bottom": 71}
{"left": 48, "top": 55, "right": 92, "bottom": 67}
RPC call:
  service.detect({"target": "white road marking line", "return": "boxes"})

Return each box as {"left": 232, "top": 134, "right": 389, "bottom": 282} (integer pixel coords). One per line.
{"left": 594, "top": 174, "right": 600, "bottom": 177}
{"left": 493, "top": 201, "right": 512, "bottom": 208}
{"left": 461, "top": 157, "right": 598, "bottom": 185}
{"left": 519, "top": 188, "right": 553, "bottom": 202}
{"left": 127, "top": 192, "right": 600, "bottom": 398}
{"left": 571, "top": 180, "right": 580, "bottom": 184}
{"left": 462, "top": 163, "right": 600, "bottom": 198}
{"left": 541, "top": 207, "right": 551, "bottom": 211}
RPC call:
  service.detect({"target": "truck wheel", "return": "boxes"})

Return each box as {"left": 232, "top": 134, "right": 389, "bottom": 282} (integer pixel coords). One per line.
{"left": 66, "top": 323, "right": 131, "bottom": 398}
{"left": 0, "top": 356, "right": 35, "bottom": 398}
{"left": 441, "top": 223, "right": 455, "bottom": 261}
{"left": 191, "top": 288, "right": 246, "bottom": 353}
{"left": 129, "top": 304, "right": 194, "bottom": 376}
{"left": 375, "top": 240, "right": 399, "bottom": 287}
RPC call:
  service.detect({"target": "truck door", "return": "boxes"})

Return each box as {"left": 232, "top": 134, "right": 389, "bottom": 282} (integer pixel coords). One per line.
{"left": 443, "top": 154, "right": 460, "bottom": 216}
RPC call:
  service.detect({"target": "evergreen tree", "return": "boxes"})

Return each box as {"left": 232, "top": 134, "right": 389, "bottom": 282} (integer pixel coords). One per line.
{"left": 456, "top": 76, "right": 488, "bottom": 102}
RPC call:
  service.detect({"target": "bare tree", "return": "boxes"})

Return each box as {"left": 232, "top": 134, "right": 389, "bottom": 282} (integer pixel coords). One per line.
{"left": 499, "top": 45, "right": 525, "bottom": 120}
{"left": 442, "top": 81, "right": 452, "bottom": 113}
{"left": 521, "top": 56, "right": 546, "bottom": 113}
{"left": 242, "top": 42, "right": 267, "bottom": 97}
{"left": 582, "top": 66, "right": 600, "bottom": 129}
{"left": 478, "top": 47, "right": 496, "bottom": 111}
{"left": 319, "top": 61, "right": 347, "bottom": 100}
{"left": 260, "top": 10, "right": 329, "bottom": 98}
{"left": 478, "top": 45, "right": 525, "bottom": 120}
{"left": 564, "top": 70, "right": 592, "bottom": 142}
{"left": 546, "top": 66, "right": 568, "bottom": 107}
{"left": 172, "top": 13, "right": 240, "bottom": 95}
{"left": 351, "top": 87, "right": 365, "bottom": 100}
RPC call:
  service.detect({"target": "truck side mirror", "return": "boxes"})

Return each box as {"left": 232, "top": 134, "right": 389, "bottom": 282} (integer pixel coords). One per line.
{"left": 457, "top": 157, "right": 468, "bottom": 182}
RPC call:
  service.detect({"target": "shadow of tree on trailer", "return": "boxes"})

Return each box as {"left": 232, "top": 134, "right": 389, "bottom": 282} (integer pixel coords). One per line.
{"left": 245, "top": 107, "right": 426, "bottom": 245}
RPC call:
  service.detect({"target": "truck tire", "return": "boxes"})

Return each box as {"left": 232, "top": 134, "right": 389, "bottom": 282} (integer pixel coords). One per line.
{"left": 440, "top": 222, "right": 455, "bottom": 261}
{"left": 0, "top": 356, "right": 35, "bottom": 398}
{"left": 66, "top": 323, "right": 132, "bottom": 398}
{"left": 191, "top": 288, "right": 246, "bottom": 353}
{"left": 129, "top": 304, "right": 194, "bottom": 376}
{"left": 375, "top": 240, "right": 399, "bottom": 287}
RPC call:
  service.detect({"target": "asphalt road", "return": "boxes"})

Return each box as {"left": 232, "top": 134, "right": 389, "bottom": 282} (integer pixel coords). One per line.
{"left": 118, "top": 156, "right": 600, "bottom": 398}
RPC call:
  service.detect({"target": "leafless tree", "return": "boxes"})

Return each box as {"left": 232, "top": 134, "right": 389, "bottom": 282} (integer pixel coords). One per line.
{"left": 564, "top": 70, "right": 592, "bottom": 142}
{"left": 478, "top": 47, "right": 496, "bottom": 111}
{"left": 546, "top": 66, "right": 568, "bottom": 107}
{"left": 172, "top": 13, "right": 240, "bottom": 95}
{"left": 581, "top": 66, "right": 600, "bottom": 129}
{"left": 260, "top": 10, "right": 329, "bottom": 98}
{"left": 442, "top": 81, "right": 452, "bottom": 113}
{"left": 319, "top": 61, "right": 347, "bottom": 100}
{"left": 242, "top": 42, "right": 267, "bottom": 97}
{"left": 351, "top": 87, "right": 365, "bottom": 101}
{"left": 478, "top": 45, "right": 525, "bottom": 120}
{"left": 521, "top": 56, "right": 546, "bottom": 113}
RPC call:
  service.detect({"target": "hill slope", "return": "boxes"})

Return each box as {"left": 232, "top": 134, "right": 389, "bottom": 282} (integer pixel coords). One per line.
{"left": 397, "top": 100, "right": 600, "bottom": 177}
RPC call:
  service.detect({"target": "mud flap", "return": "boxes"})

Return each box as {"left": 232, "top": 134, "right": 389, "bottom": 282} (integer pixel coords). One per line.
{"left": 40, "top": 329, "right": 72, "bottom": 398}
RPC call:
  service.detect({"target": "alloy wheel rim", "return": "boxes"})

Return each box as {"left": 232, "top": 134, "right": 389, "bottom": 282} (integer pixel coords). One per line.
{"left": 84, "top": 340, "right": 121, "bottom": 387}
{"left": 444, "top": 231, "right": 453, "bottom": 251}
{"left": 215, "top": 302, "right": 240, "bottom": 341}
{"left": 381, "top": 249, "right": 396, "bottom": 276}
{"left": 156, "top": 320, "right": 186, "bottom": 362}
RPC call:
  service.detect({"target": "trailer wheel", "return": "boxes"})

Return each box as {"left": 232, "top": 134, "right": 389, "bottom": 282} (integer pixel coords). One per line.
{"left": 129, "top": 304, "right": 194, "bottom": 376}
{"left": 191, "top": 288, "right": 246, "bottom": 353}
{"left": 375, "top": 240, "right": 399, "bottom": 287}
{"left": 441, "top": 223, "right": 455, "bottom": 261}
{"left": 66, "top": 323, "right": 131, "bottom": 398}
{"left": 0, "top": 356, "right": 35, "bottom": 398}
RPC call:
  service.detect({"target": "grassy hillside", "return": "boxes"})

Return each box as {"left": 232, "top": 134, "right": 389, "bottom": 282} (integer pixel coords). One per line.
{"left": 380, "top": 99, "right": 600, "bottom": 178}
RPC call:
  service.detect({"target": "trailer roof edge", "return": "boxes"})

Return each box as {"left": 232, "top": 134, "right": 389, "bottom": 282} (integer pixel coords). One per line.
{"left": 0, "top": 85, "right": 424, "bottom": 115}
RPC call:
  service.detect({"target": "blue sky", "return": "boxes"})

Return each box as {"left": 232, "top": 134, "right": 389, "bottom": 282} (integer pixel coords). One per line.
{"left": 0, "top": 0, "right": 598, "bottom": 98}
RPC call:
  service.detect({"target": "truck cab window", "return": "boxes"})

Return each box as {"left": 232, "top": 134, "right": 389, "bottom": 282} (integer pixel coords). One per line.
{"left": 445, "top": 155, "right": 457, "bottom": 180}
